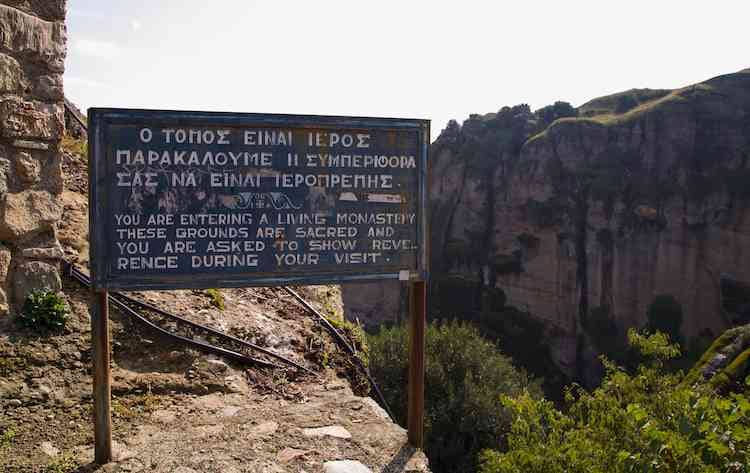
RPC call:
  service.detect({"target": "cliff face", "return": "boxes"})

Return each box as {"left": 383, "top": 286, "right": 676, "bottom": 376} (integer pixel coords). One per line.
{"left": 427, "top": 70, "right": 750, "bottom": 382}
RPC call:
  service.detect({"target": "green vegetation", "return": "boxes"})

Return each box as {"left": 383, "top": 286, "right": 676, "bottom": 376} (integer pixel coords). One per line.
{"left": 479, "top": 330, "right": 750, "bottom": 473}
{"left": 0, "top": 425, "right": 15, "bottom": 463}
{"left": 368, "top": 320, "right": 540, "bottom": 473}
{"left": 112, "top": 392, "right": 162, "bottom": 421}
{"left": 578, "top": 88, "right": 671, "bottom": 117}
{"left": 44, "top": 452, "right": 78, "bottom": 473}
{"left": 17, "top": 291, "right": 69, "bottom": 331}
{"left": 306, "top": 308, "right": 370, "bottom": 395}
{"left": 326, "top": 313, "right": 369, "bottom": 366}
{"left": 60, "top": 134, "right": 87, "bottom": 156}
{"left": 535, "top": 101, "right": 578, "bottom": 129}
{"left": 684, "top": 325, "right": 750, "bottom": 392}
{"left": 204, "top": 288, "right": 225, "bottom": 310}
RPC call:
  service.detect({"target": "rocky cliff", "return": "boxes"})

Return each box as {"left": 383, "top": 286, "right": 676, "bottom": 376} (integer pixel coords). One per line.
{"left": 343, "top": 69, "right": 750, "bottom": 385}
{"left": 426, "top": 69, "right": 750, "bottom": 383}
{"left": 0, "top": 0, "right": 67, "bottom": 314}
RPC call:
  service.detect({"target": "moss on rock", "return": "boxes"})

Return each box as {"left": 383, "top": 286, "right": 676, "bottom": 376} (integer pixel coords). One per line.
{"left": 685, "top": 324, "right": 750, "bottom": 390}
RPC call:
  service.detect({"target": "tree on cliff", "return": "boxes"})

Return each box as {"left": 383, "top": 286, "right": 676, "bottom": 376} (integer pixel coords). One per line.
{"left": 534, "top": 101, "right": 577, "bottom": 130}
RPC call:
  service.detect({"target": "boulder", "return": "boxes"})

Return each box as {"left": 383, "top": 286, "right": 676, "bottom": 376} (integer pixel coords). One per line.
{"left": 14, "top": 151, "right": 40, "bottom": 184}
{"left": 0, "top": 156, "right": 10, "bottom": 196}
{"left": 0, "top": 243, "right": 12, "bottom": 313}
{"left": 0, "top": 190, "right": 63, "bottom": 240}
{"left": 0, "top": 97, "right": 64, "bottom": 140}
{"left": 0, "top": 4, "right": 66, "bottom": 71}
{"left": 0, "top": 53, "right": 28, "bottom": 94}
{"left": 21, "top": 241, "right": 63, "bottom": 260}
{"left": 33, "top": 73, "right": 64, "bottom": 101}
{"left": 1, "top": 1, "right": 67, "bottom": 21}
{"left": 12, "top": 260, "right": 61, "bottom": 305}
{"left": 11, "top": 139, "right": 48, "bottom": 150}
{"left": 302, "top": 425, "right": 352, "bottom": 439}
{"left": 685, "top": 324, "right": 750, "bottom": 390}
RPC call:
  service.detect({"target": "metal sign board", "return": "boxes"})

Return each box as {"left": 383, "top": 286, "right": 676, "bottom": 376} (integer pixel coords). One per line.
{"left": 88, "top": 108, "right": 429, "bottom": 290}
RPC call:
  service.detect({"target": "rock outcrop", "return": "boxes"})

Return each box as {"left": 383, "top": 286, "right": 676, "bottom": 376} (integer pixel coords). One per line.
{"left": 433, "top": 70, "right": 750, "bottom": 382}
{"left": 345, "top": 69, "right": 750, "bottom": 385}
{"left": 685, "top": 323, "right": 750, "bottom": 391}
{"left": 0, "top": 0, "right": 66, "bottom": 314}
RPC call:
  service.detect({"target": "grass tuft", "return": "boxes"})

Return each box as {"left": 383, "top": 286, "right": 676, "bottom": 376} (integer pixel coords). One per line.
{"left": 204, "top": 288, "right": 225, "bottom": 311}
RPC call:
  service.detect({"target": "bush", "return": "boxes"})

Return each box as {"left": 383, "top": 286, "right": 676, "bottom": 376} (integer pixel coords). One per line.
{"left": 18, "top": 291, "right": 69, "bottom": 331}
{"left": 479, "top": 330, "right": 750, "bottom": 473}
{"left": 61, "top": 134, "right": 87, "bottom": 156}
{"left": 204, "top": 288, "right": 225, "bottom": 310}
{"left": 368, "top": 320, "right": 540, "bottom": 473}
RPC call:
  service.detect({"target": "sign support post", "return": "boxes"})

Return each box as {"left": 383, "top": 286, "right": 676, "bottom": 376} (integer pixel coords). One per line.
{"left": 407, "top": 279, "right": 426, "bottom": 449}
{"left": 91, "top": 289, "right": 112, "bottom": 464}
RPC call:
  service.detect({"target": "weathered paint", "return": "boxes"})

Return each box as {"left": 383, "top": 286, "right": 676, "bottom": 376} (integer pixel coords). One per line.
{"left": 89, "top": 108, "right": 429, "bottom": 290}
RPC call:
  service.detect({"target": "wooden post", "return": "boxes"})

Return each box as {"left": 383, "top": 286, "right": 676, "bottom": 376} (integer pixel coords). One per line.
{"left": 91, "top": 289, "right": 112, "bottom": 464}
{"left": 407, "top": 279, "right": 426, "bottom": 449}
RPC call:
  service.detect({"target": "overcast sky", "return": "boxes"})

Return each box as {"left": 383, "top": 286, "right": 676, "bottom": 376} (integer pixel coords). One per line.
{"left": 65, "top": 0, "right": 749, "bottom": 140}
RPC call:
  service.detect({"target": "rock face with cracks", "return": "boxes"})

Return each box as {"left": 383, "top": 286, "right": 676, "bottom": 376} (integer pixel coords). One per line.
{"left": 0, "top": 0, "right": 66, "bottom": 314}
{"left": 344, "top": 69, "right": 750, "bottom": 385}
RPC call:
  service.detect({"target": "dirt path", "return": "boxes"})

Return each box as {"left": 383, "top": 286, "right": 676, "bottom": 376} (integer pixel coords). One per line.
{"left": 86, "top": 379, "right": 426, "bottom": 473}
{"left": 1, "top": 275, "right": 428, "bottom": 473}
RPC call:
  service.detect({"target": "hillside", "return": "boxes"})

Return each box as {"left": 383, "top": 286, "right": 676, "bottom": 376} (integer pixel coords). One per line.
{"left": 341, "top": 69, "right": 750, "bottom": 389}
{"left": 0, "top": 141, "right": 429, "bottom": 472}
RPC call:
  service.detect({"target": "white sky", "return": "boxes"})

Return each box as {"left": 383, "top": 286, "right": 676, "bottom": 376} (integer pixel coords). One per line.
{"left": 65, "top": 0, "right": 749, "bottom": 141}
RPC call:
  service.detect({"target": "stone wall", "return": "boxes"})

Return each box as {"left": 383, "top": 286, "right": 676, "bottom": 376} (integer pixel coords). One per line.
{"left": 0, "top": 0, "right": 66, "bottom": 314}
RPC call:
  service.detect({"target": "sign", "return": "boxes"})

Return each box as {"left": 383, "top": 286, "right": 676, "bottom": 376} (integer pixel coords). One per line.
{"left": 88, "top": 109, "right": 429, "bottom": 290}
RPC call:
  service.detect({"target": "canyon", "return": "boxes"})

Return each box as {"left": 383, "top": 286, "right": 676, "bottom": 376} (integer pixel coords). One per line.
{"left": 345, "top": 69, "right": 750, "bottom": 385}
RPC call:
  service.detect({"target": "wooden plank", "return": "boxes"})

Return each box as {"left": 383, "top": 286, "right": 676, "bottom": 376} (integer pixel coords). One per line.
{"left": 91, "top": 289, "right": 112, "bottom": 464}
{"left": 407, "top": 279, "right": 426, "bottom": 449}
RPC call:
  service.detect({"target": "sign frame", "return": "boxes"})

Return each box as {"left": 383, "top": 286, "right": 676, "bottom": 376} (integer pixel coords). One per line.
{"left": 88, "top": 108, "right": 430, "bottom": 291}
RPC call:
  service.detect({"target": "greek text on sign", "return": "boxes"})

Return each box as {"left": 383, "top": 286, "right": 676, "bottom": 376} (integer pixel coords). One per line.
{"left": 89, "top": 109, "right": 429, "bottom": 290}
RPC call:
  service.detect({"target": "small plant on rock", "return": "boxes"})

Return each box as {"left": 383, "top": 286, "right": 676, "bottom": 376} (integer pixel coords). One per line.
{"left": 44, "top": 451, "right": 78, "bottom": 473}
{"left": 18, "top": 291, "right": 69, "bottom": 331}
{"left": 204, "top": 288, "right": 225, "bottom": 310}
{"left": 61, "top": 134, "right": 87, "bottom": 157}
{"left": 1, "top": 425, "right": 15, "bottom": 460}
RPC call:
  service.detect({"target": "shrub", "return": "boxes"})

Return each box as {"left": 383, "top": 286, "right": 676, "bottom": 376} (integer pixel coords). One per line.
{"left": 18, "top": 291, "right": 69, "bottom": 331}
{"left": 368, "top": 320, "right": 540, "bottom": 473}
{"left": 44, "top": 452, "right": 78, "bottom": 473}
{"left": 479, "top": 330, "right": 750, "bottom": 473}
{"left": 1, "top": 424, "right": 15, "bottom": 451}
{"left": 61, "top": 134, "right": 87, "bottom": 156}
